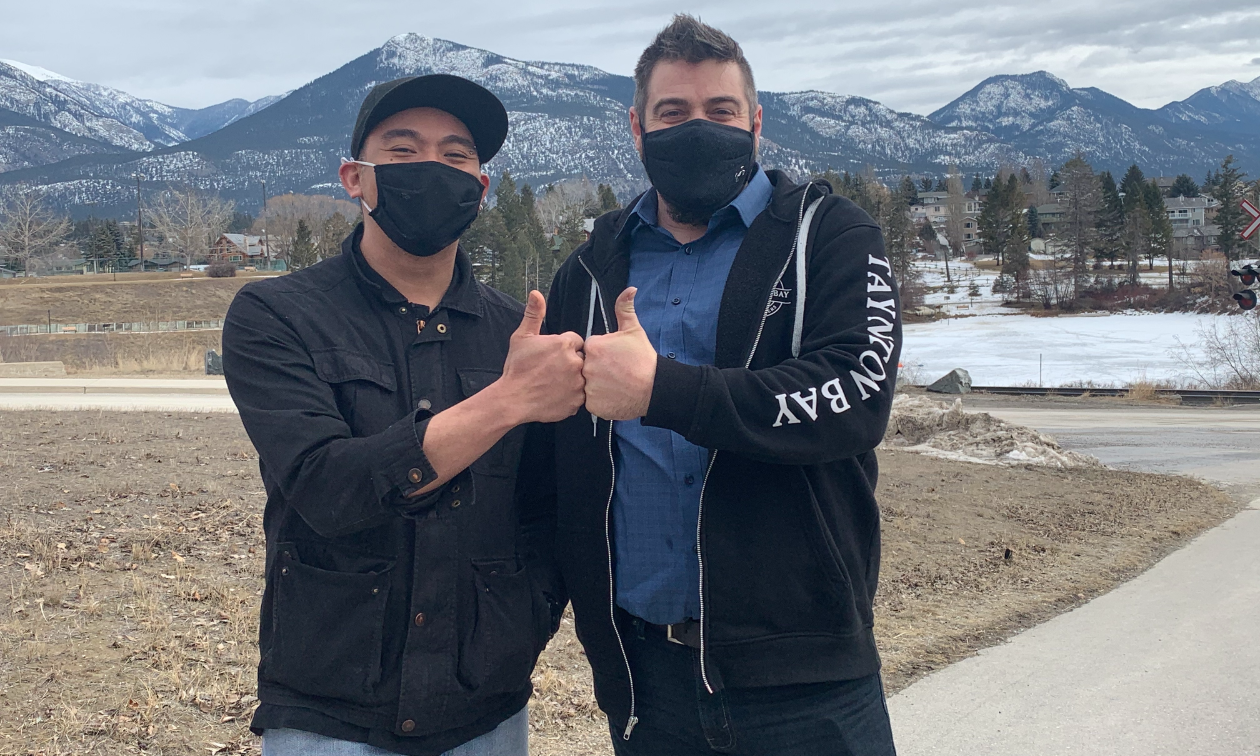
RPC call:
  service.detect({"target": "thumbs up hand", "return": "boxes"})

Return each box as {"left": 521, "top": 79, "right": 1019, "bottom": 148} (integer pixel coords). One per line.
{"left": 500, "top": 290, "right": 586, "bottom": 424}
{"left": 583, "top": 287, "right": 658, "bottom": 421}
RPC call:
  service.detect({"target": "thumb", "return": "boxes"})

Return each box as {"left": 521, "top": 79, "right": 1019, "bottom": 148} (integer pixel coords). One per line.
{"left": 615, "top": 287, "right": 641, "bottom": 332}
{"left": 515, "top": 290, "right": 546, "bottom": 337}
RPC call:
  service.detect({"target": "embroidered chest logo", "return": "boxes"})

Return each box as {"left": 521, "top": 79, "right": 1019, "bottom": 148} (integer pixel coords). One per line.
{"left": 766, "top": 278, "right": 792, "bottom": 316}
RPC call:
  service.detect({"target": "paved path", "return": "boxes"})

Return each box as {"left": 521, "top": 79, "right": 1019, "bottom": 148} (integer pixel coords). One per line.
{"left": 0, "top": 377, "right": 235, "bottom": 412}
{"left": 889, "top": 400, "right": 1260, "bottom": 755}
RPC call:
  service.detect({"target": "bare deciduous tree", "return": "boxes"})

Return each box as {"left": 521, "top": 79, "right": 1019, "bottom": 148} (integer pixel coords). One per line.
{"left": 942, "top": 164, "right": 966, "bottom": 283}
{"left": 255, "top": 193, "right": 359, "bottom": 264}
{"left": 0, "top": 185, "right": 71, "bottom": 276}
{"left": 534, "top": 178, "right": 600, "bottom": 232}
{"left": 148, "top": 186, "right": 234, "bottom": 266}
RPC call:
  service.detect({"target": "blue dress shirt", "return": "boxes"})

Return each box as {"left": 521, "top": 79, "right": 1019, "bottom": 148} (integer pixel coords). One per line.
{"left": 612, "top": 166, "right": 774, "bottom": 625}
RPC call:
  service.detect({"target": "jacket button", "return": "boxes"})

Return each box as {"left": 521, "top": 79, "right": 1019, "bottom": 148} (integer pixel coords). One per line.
{"left": 371, "top": 587, "right": 380, "bottom": 595}
{"left": 401, "top": 719, "right": 416, "bottom": 733}
{"left": 436, "top": 323, "right": 447, "bottom": 334}
{"left": 414, "top": 612, "right": 426, "bottom": 627}
{"left": 408, "top": 468, "right": 423, "bottom": 484}
{"left": 280, "top": 567, "right": 289, "bottom": 576}
{"left": 399, "top": 306, "right": 407, "bottom": 314}
{"left": 417, "top": 399, "right": 432, "bottom": 411}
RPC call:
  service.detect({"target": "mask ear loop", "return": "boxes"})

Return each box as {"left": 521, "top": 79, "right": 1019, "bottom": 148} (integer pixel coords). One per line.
{"left": 341, "top": 157, "right": 377, "bottom": 213}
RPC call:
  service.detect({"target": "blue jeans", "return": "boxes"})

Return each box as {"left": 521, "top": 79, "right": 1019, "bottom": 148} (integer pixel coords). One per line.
{"left": 610, "top": 619, "right": 896, "bottom": 756}
{"left": 261, "top": 706, "right": 528, "bottom": 756}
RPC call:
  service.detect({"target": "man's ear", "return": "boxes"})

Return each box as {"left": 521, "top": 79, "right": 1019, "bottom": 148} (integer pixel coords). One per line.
{"left": 339, "top": 161, "right": 365, "bottom": 200}
{"left": 751, "top": 104, "right": 763, "bottom": 152}
{"left": 629, "top": 106, "right": 644, "bottom": 156}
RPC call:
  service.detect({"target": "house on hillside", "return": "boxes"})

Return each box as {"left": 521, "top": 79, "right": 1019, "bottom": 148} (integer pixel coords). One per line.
{"left": 210, "top": 233, "right": 271, "bottom": 267}
{"left": 1035, "top": 203, "right": 1067, "bottom": 236}
{"left": 1173, "top": 224, "right": 1219, "bottom": 259}
{"left": 911, "top": 191, "right": 983, "bottom": 228}
{"left": 1164, "top": 196, "right": 1219, "bottom": 229}
{"left": 1152, "top": 176, "right": 1177, "bottom": 195}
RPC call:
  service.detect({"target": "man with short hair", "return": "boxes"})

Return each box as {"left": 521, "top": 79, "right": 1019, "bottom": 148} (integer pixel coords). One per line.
{"left": 223, "top": 75, "right": 581, "bottom": 756}
{"left": 546, "top": 16, "right": 901, "bottom": 755}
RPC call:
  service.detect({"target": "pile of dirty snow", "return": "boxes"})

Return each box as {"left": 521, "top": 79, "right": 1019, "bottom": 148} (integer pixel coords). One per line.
{"left": 882, "top": 394, "right": 1101, "bottom": 468}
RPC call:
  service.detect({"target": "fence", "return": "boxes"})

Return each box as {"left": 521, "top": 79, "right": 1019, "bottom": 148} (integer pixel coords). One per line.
{"left": 0, "top": 319, "right": 225, "bottom": 337}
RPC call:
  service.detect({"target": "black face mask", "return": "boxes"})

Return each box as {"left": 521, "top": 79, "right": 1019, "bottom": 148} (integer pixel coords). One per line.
{"left": 353, "top": 160, "right": 483, "bottom": 257}
{"left": 640, "top": 119, "right": 756, "bottom": 224}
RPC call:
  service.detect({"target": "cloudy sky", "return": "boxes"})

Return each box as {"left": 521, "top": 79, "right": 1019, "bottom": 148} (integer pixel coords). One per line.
{"left": 3, "top": 0, "right": 1258, "bottom": 113}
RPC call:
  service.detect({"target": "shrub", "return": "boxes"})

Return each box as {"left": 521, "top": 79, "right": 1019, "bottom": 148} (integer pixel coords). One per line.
{"left": 206, "top": 263, "right": 236, "bottom": 278}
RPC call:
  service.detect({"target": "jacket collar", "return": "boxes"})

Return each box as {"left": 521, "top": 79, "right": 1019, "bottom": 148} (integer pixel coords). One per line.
{"left": 343, "top": 223, "right": 484, "bottom": 316}
{"left": 581, "top": 170, "right": 828, "bottom": 368}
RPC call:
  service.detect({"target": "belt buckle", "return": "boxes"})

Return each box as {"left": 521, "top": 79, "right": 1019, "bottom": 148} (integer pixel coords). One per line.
{"left": 666, "top": 624, "right": 686, "bottom": 646}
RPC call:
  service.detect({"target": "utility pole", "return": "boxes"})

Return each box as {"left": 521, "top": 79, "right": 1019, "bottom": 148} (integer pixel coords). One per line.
{"left": 261, "top": 180, "right": 271, "bottom": 269}
{"left": 134, "top": 174, "right": 146, "bottom": 271}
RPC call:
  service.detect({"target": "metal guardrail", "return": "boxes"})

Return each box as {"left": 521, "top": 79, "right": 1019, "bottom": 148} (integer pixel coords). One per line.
{"left": 0, "top": 319, "right": 224, "bottom": 337}
{"left": 969, "top": 385, "right": 1260, "bottom": 406}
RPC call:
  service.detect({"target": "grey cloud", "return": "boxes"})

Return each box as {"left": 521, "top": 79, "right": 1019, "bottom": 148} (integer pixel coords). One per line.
{"left": 2, "top": 0, "right": 1257, "bottom": 113}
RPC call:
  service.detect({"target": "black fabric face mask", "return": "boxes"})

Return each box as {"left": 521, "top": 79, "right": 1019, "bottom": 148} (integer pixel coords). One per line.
{"left": 640, "top": 119, "right": 756, "bottom": 222}
{"left": 353, "top": 160, "right": 483, "bottom": 257}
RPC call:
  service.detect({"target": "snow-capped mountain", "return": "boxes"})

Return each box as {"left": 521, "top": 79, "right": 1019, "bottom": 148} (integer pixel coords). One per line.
{"left": 0, "top": 59, "right": 278, "bottom": 171}
{"left": 928, "top": 71, "right": 1260, "bottom": 175}
{"left": 1, "top": 41, "right": 1257, "bottom": 216}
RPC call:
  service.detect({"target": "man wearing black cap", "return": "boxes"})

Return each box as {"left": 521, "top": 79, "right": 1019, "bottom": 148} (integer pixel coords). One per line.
{"left": 222, "top": 75, "right": 583, "bottom": 756}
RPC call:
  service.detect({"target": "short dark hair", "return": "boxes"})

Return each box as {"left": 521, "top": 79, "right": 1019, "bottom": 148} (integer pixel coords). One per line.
{"left": 633, "top": 15, "right": 757, "bottom": 125}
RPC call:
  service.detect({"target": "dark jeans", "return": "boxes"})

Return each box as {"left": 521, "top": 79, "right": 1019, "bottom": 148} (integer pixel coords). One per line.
{"left": 610, "top": 616, "right": 897, "bottom": 756}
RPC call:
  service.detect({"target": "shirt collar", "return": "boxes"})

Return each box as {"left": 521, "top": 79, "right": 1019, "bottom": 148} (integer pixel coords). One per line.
{"left": 620, "top": 164, "right": 772, "bottom": 240}
{"left": 345, "top": 223, "right": 484, "bottom": 316}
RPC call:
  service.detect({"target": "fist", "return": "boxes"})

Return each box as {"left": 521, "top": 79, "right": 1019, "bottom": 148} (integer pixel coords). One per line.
{"left": 583, "top": 287, "right": 657, "bottom": 421}
{"left": 502, "top": 291, "right": 586, "bottom": 424}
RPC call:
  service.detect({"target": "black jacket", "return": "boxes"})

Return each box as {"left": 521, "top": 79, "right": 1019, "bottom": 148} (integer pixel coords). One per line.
{"left": 544, "top": 172, "right": 902, "bottom": 735}
{"left": 222, "top": 228, "right": 561, "bottom": 756}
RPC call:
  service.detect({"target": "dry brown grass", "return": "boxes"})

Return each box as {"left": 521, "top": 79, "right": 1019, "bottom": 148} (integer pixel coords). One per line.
{"left": 0, "top": 412, "right": 1240, "bottom": 756}
{"left": 0, "top": 332, "right": 220, "bottom": 374}
{"left": 0, "top": 275, "right": 268, "bottom": 327}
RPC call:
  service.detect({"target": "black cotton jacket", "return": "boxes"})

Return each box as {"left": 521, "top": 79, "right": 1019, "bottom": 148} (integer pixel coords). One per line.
{"left": 222, "top": 228, "right": 562, "bottom": 756}
{"left": 544, "top": 171, "right": 902, "bottom": 736}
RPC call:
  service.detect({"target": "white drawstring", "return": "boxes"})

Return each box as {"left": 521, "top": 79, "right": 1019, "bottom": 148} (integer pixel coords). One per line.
{"left": 791, "top": 194, "right": 824, "bottom": 359}
{"left": 587, "top": 276, "right": 602, "bottom": 436}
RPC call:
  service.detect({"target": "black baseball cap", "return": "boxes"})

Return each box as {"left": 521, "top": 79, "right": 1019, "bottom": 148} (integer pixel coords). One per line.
{"left": 350, "top": 74, "right": 508, "bottom": 162}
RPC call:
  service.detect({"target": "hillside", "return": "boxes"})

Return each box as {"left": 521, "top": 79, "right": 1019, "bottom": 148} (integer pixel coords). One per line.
{"left": 0, "top": 275, "right": 258, "bottom": 326}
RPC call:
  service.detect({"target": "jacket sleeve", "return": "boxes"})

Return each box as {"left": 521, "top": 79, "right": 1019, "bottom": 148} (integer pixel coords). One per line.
{"left": 222, "top": 288, "right": 439, "bottom": 538}
{"left": 642, "top": 222, "right": 901, "bottom": 466}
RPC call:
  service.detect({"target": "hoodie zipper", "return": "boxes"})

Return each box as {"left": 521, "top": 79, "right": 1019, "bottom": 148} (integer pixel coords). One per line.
{"left": 578, "top": 255, "right": 639, "bottom": 739}
{"left": 696, "top": 185, "right": 812, "bottom": 695}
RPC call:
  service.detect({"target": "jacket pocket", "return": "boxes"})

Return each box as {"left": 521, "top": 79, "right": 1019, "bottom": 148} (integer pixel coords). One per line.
{"left": 799, "top": 484, "right": 869, "bottom": 629}
{"left": 267, "top": 541, "right": 394, "bottom": 701}
{"left": 457, "top": 558, "right": 541, "bottom": 695}
{"left": 312, "top": 349, "right": 398, "bottom": 436}
{"left": 458, "top": 369, "right": 521, "bottom": 477}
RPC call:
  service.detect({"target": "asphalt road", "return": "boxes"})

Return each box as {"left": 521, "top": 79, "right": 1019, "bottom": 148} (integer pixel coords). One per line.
{"left": 889, "top": 398, "right": 1260, "bottom": 755}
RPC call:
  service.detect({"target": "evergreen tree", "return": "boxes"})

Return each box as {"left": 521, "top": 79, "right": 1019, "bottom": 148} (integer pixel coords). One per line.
{"left": 977, "top": 176, "right": 1008, "bottom": 264}
{"left": 1119, "top": 165, "right": 1150, "bottom": 285}
{"left": 1058, "top": 154, "right": 1100, "bottom": 296}
{"left": 1212, "top": 155, "right": 1249, "bottom": 267}
{"left": 597, "top": 184, "right": 620, "bottom": 214}
{"left": 228, "top": 211, "right": 255, "bottom": 234}
{"left": 1169, "top": 174, "right": 1199, "bottom": 198}
{"left": 1049, "top": 170, "right": 1061, "bottom": 190}
{"left": 1000, "top": 175, "right": 1031, "bottom": 295}
{"left": 971, "top": 175, "right": 983, "bottom": 193}
{"left": 1027, "top": 205, "right": 1041, "bottom": 239}
{"left": 1094, "top": 171, "right": 1125, "bottom": 269}
{"left": 289, "top": 219, "right": 317, "bottom": 269}
{"left": 933, "top": 177, "right": 948, "bottom": 192}
{"left": 900, "top": 176, "right": 919, "bottom": 207}
{"left": 984, "top": 177, "right": 993, "bottom": 190}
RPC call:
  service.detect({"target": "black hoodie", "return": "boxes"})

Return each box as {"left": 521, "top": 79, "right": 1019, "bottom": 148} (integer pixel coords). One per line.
{"left": 543, "top": 171, "right": 903, "bottom": 738}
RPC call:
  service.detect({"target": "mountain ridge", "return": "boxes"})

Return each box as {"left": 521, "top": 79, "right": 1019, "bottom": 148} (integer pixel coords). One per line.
{"left": 1, "top": 40, "right": 1256, "bottom": 216}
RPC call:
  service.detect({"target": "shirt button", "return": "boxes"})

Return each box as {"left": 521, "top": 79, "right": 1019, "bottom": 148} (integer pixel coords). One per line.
{"left": 408, "top": 468, "right": 423, "bottom": 484}
{"left": 436, "top": 323, "right": 447, "bottom": 334}
{"left": 417, "top": 399, "right": 432, "bottom": 411}
{"left": 414, "top": 612, "right": 426, "bottom": 627}
{"left": 685, "top": 247, "right": 694, "bottom": 255}
{"left": 684, "top": 474, "right": 695, "bottom": 486}
{"left": 667, "top": 352, "right": 676, "bottom": 359}
{"left": 672, "top": 297, "right": 681, "bottom": 305}
{"left": 401, "top": 720, "right": 416, "bottom": 733}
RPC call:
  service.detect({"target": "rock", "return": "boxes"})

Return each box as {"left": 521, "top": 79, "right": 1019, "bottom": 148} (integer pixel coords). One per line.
{"left": 205, "top": 349, "right": 224, "bottom": 376}
{"left": 926, "top": 368, "right": 972, "bottom": 394}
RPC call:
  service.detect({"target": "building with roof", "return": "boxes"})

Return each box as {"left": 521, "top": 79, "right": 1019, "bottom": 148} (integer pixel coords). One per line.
{"left": 210, "top": 234, "right": 271, "bottom": 267}
{"left": 1164, "top": 196, "right": 1219, "bottom": 229}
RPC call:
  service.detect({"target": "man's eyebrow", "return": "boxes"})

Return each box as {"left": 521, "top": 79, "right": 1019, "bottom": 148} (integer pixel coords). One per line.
{"left": 651, "top": 97, "right": 691, "bottom": 114}
{"left": 379, "top": 128, "right": 421, "bottom": 141}
{"left": 703, "top": 95, "right": 742, "bottom": 108}
{"left": 438, "top": 134, "right": 478, "bottom": 153}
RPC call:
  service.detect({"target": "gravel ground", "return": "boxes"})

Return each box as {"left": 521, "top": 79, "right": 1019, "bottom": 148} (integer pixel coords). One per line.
{"left": 0, "top": 411, "right": 1238, "bottom": 756}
